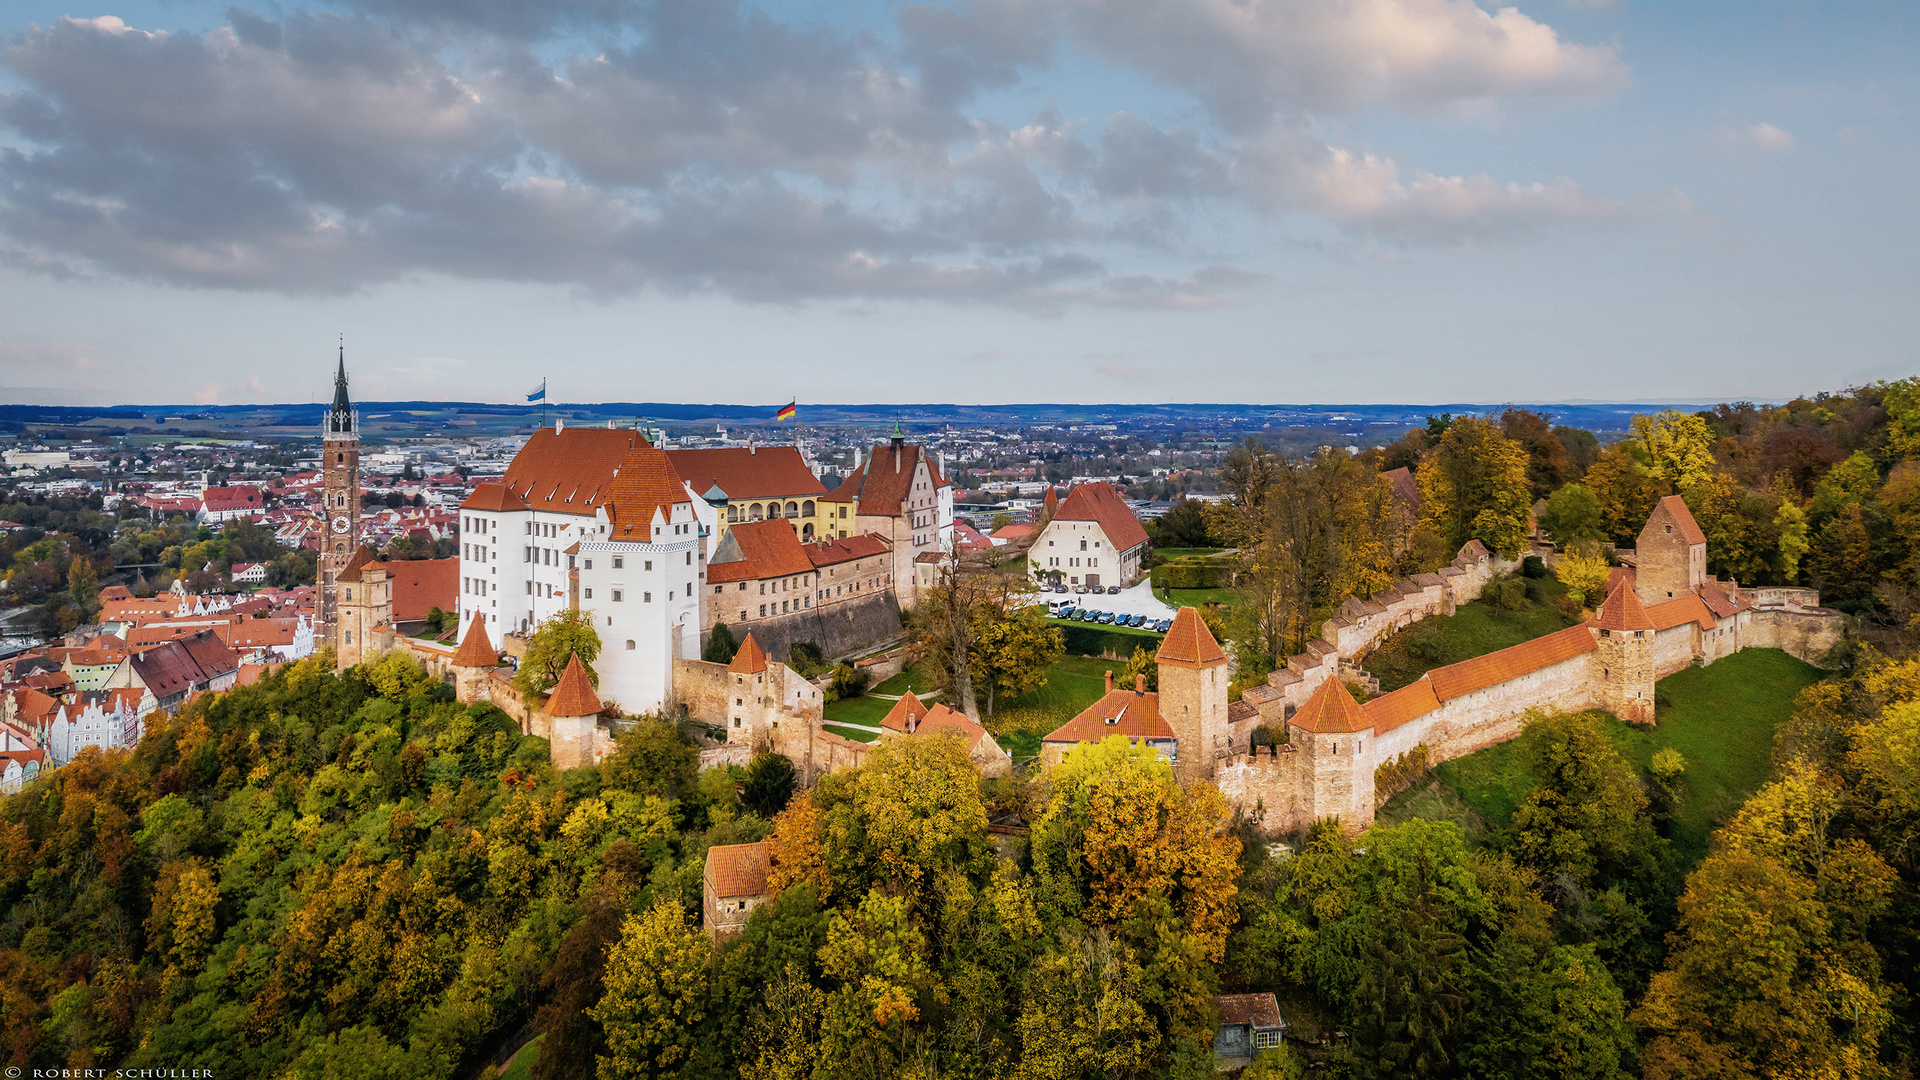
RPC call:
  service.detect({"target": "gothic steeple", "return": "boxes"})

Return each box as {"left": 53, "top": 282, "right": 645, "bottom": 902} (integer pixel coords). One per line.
{"left": 326, "top": 340, "right": 357, "bottom": 436}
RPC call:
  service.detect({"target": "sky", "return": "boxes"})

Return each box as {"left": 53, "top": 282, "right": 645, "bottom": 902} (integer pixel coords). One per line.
{"left": 0, "top": 0, "right": 1913, "bottom": 408}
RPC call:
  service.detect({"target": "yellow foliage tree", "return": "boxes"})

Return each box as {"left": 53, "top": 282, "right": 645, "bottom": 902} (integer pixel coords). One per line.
{"left": 1630, "top": 409, "right": 1718, "bottom": 491}
{"left": 591, "top": 899, "right": 711, "bottom": 1079}
{"left": 1415, "top": 417, "right": 1532, "bottom": 560}
{"left": 1555, "top": 546, "right": 1612, "bottom": 608}
{"left": 766, "top": 789, "right": 830, "bottom": 899}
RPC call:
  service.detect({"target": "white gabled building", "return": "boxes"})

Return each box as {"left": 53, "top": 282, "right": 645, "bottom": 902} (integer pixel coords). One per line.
{"left": 457, "top": 423, "right": 708, "bottom": 716}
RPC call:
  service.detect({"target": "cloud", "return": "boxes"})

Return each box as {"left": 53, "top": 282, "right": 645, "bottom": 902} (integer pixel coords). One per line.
{"left": 1096, "top": 360, "right": 1148, "bottom": 380}
{"left": 0, "top": 3, "right": 1658, "bottom": 307}
{"left": 1712, "top": 122, "right": 1795, "bottom": 153}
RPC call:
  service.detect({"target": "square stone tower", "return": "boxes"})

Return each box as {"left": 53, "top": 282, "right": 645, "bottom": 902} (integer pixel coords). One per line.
{"left": 1636, "top": 496, "right": 1707, "bottom": 605}
{"left": 1286, "top": 675, "right": 1376, "bottom": 828}
{"left": 1593, "top": 582, "right": 1656, "bottom": 724}
{"left": 1156, "top": 607, "right": 1229, "bottom": 783}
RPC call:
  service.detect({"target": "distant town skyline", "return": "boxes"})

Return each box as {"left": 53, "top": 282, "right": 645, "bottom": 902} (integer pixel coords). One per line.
{"left": 0, "top": 0, "right": 1913, "bottom": 406}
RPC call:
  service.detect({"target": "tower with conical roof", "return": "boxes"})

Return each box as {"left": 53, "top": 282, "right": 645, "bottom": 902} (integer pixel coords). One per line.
{"left": 319, "top": 342, "right": 361, "bottom": 631}
{"left": 1156, "top": 606, "right": 1230, "bottom": 782}
{"left": 1593, "top": 580, "right": 1656, "bottom": 724}
{"left": 546, "top": 652, "right": 604, "bottom": 769}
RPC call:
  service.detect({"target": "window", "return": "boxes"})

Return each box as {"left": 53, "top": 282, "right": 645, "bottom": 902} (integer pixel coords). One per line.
{"left": 612, "top": 590, "right": 623, "bottom": 601}
{"left": 644, "top": 560, "right": 653, "bottom": 571}
{"left": 626, "top": 639, "right": 635, "bottom": 650}
{"left": 612, "top": 556, "right": 624, "bottom": 569}
{"left": 714, "top": 585, "right": 722, "bottom": 594}
{"left": 686, "top": 551, "right": 693, "bottom": 565}
{"left": 759, "top": 604, "right": 767, "bottom": 617}
{"left": 583, "top": 588, "right": 592, "bottom": 599}
{"left": 584, "top": 559, "right": 592, "bottom": 569}
{"left": 644, "top": 592, "right": 653, "bottom": 602}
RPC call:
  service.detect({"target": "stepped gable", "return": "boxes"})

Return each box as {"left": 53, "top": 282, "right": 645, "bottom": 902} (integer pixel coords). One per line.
{"left": 728, "top": 634, "right": 769, "bottom": 675}
{"left": 1363, "top": 680, "right": 1442, "bottom": 735}
{"left": 335, "top": 546, "right": 378, "bottom": 583}
{"left": 664, "top": 446, "right": 826, "bottom": 499}
{"left": 1044, "top": 683, "right": 1173, "bottom": 744}
{"left": 452, "top": 614, "right": 497, "bottom": 666}
{"left": 1654, "top": 495, "right": 1708, "bottom": 545}
{"left": 1645, "top": 593, "right": 1716, "bottom": 632}
{"left": 825, "top": 443, "right": 944, "bottom": 516}
{"left": 1156, "top": 607, "right": 1227, "bottom": 668}
{"left": 1427, "top": 624, "right": 1598, "bottom": 702}
{"left": 708, "top": 519, "right": 815, "bottom": 584}
{"left": 500, "top": 427, "right": 648, "bottom": 517}
{"left": 1290, "top": 676, "right": 1372, "bottom": 735}
{"left": 880, "top": 691, "right": 931, "bottom": 733}
{"left": 1052, "top": 481, "right": 1149, "bottom": 551}
{"left": 1596, "top": 580, "right": 1656, "bottom": 632}
{"left": 707, "top": 842, "right": 771, "bottom": 898}
{"left": 461, "top": 481, "right": 528, "bottom": 512}
{"left": 608, "top": 443, "right": 692, "bottom": 538}
{"left": 545, "top": 653, "right": 603, "bottom": 718}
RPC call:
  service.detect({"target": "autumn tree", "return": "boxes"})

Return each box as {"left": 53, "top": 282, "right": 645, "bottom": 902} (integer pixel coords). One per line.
{"left": 1508, "top": 711, "right": 1664, "bottom": 891}
{"left": 591, "top": 900, "right": 712, "bottom": 1079}
{"left": 825, "top": 735, "right": 991, "bottom": 912}
{"left": 909, "top": 545, "right": 1030, "bottom": 718}
{"left": 1537, "top": 482, "right": 1604, "bottom": 547}
{"left": 1583, "top": 442, "right": 1668, "bottom": 544}
{"left": 1554, "top": 547, "right": 1611, "bottom": 608}
{"left": 1500, "top": 408, "right": 1574, "bottom": 500}
{"left": 516, "top": 608, "right": 603, "bottom": 698}
{"left": 1415, "top": 416, "right": 1532, "bottom": 560}
{"left": 1631, "top": 408, "right": 1718, "bottom": 491}
{"left": 970, "top": 599, "right": 1064, "bottom": 716}
{"left": 766, "top": 789, "right": 829, "bottom": 899}
{"left": 1637, "top": 768, "right": 1896, "bottom": 1080}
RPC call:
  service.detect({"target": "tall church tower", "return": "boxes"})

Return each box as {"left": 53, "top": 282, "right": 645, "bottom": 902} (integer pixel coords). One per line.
{"left": 318, "top": 344, "right": 360, "bottom": 629}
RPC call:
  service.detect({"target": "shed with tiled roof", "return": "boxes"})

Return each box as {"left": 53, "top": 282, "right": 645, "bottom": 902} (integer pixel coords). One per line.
{"left": 703, "top": 841, "right": 773, "bottom": 939}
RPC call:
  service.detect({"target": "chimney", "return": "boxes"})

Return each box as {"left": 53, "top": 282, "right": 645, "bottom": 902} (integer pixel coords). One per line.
{"left": 555, "top": 418, "right": 564, "bottom": 433}
{"left": 1135, "top": 674, "right": 1146, "bottom": 694}
{"left": 1104, "top": 670, "right": 1114, "bottom": 694}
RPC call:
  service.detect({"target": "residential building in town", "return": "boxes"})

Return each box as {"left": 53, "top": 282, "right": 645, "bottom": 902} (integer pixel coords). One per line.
{"left": 819, "top": 432, "right": 952, "bottom": 606}
{"left": 199, "top": 485, "right": 266, "bottom": 524}
{"left": 1029, "top": 481, "right": 1150, "bottom": 590}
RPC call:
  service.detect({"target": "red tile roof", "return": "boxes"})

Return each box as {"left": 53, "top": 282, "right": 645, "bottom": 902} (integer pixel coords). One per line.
{"left": 1652, "top": 495, "right": 1707, "bottom": 546}
{"left": 1291, "top": 676, "right": 1372, "bottom": 734}
{"left": 664, "top": 447, "right": 825, "bottom": 500}
{"left": 499, "top": 427, "right": 651, "bottom": 517}
{"left": 728, "top": 634, "right": 768, "bottom": 675}
{"left": 200, "top": 485, "right": 263, "bottom": 512}
{"left": 1044, "top": 686, "right": 1174, "bottom": 744}
{"left": 709, "top": 519, "right": 814, "bottom": 583}
{"left": 1382, "top": 467, "right": 1421, "bottom": 512}
{"left": 1215, "top": 993, "right": 1284, "bottom": 1030}
{"left": 805, "top": 532, "right": 892, "bottom": 567}
{"left": 1595, "top": 581, "right": 1656, "bottom": 632}
{"left": 607, "top": 444, "right": 692, "bottom": 539}
{"left": 909, "top": 703, "right": 992, "bottom": 753}
{"left": 366, "top": 557, "right": 458, "bottom": 622}
{"left": 822, "top": 443, "right": 947, "bottom": 518}
{"left": 1363, "top": 679, "right": 1442, "bottom": 734}
{"left": 990, "top": 524, "right": 1035, "bottom": 540}
{"left": 1053, "top": 482, "right": 1149, "bottom": 552}
{"left": 1644, "top": 593, "right": 1716, "bottom": 632}
{"left": 336, "top": 546, "right": 379, "bottom": 583}
{"left": 1156, "top": 607, "right": 1227, "bottom": 668}
{"left": 880, "top": 691, "right": 931, "bottom": 733}
{"left": 1427, "top": 624, "right": 1597, "bottom": 702}
{"left": 1698, "top": 580, "right": 1748, "bottom": 619}
{"left": 544, "top": 653, "right": 603, "bottom": 717}
{"left": 452, "top": 614, "right": 497, "bottom": 666}
{"left": 707, "top": 841, "right": 772, "bottom": 898}
{"left": 461, "top": 481, "right": 528, "bottom": 512}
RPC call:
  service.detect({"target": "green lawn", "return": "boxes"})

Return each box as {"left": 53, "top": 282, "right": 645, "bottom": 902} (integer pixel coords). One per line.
{"left": 822, "top": 693, "right": 896, "bottom": 727}
{"left": 823, "top": 723, "right": 881, "bottom": 743}
{"left": 499, "top": 1035, "right": 542, "bottom": 1080}
{"left": 871, "top": 664, "right": 939, "bottom": 697}
{"left": 985, "top": 655, "right": 1126, "bottom": 728}
{"left": 1388, "top": 649, "right": 1825, "bottom": 863}
{"left": 1162, "top": 586, "right": 1234, "bottom": 608}
{"left": 1365, "top": 580, "right": 1577, "bottom": 692}
{"left": 1157, "top": 547, "right": 1228, "bottom": 560}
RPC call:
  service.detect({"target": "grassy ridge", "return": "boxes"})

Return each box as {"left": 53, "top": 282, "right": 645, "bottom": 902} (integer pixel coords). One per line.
{"left": 1364, "top": 580, "right": 1578, "bottom": 693}
{"left": 1383, "top": 648, "right": 1825, "bottom": 862}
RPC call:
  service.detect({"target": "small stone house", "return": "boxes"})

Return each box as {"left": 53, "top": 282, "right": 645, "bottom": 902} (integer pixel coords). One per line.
{"left": 703, "top": 841, "right": 773, "bottom": 940}
{"left": 1213, "top": 992, "right": 1286, "bottom": 1062}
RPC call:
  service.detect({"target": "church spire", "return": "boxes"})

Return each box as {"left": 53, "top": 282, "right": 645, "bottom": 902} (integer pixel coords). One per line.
{"left": 327, "top": 338, "right": 356, "bottom": 435}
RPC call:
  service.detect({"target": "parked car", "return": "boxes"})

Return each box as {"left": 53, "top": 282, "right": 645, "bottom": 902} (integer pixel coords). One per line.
{"left": 1107, "top": 585, "right": 1122, "bottom": 595}
{"left": 1157, "top": 619, "right": 1172, "bottom": 632}
{"left": 1128, "top": 614, "right": 1145, "bottom": 627}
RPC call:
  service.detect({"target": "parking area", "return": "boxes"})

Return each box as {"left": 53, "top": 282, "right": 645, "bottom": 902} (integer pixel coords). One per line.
{"left": 1041, "top": 580, "right": 1178, "bottom": 623}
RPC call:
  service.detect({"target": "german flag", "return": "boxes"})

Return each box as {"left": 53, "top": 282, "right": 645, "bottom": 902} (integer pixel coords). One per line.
{"left": 774, "top": 401, "right": 797, "bottom": 422}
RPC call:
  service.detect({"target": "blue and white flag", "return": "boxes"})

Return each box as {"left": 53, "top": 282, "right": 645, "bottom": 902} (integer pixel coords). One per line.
{"left": 527, "top": 379, "right": 546, "bottom": 402}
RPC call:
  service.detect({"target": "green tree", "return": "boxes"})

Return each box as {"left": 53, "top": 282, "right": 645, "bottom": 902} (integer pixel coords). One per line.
{"left": 742, "top": 753, "right": 796, "bottom": 818}
{"left": 67, "top": 555, "right": 100, "bottom": 620}
{"left": 700, "top": 621, "right": 738, "bottom": 664}
{"left": 1415, "top": 416, "right": 1532, "bottom": 560}
{"left": 1537, "top": 482, "right": 1604, "bottom": 547}
{"left": 1120, "top": 645, "right": 1158, "bottom": 691}
{"left": 1500, "top": 407, "right": 1574, "bottom": 501}
{"left": 1583, "top": 442, "right": 1668, "bottom": 544}
{"left": 1807, "top": 450, "right": 1879, "bottom": 525}
{"left": 1508, "top": 711, "right": 1664, "bottom": 890}
{"left": 1806, "top": 503, "right": 1876, "bottom": 610}
{"left": 516, "top": 608, "right": 603, "bottom": 698}
{"left": 592, "top": 900, "right": 712, "bottom": 1079}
